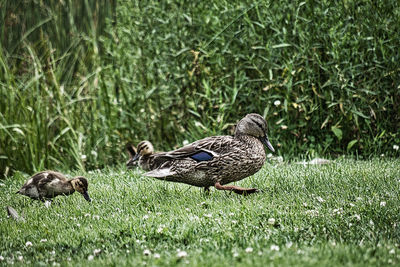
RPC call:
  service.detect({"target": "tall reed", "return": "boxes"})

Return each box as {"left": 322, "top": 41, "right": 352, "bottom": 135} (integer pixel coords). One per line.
{"left": 1, "top": 0, "right": 399, "bottom": 176}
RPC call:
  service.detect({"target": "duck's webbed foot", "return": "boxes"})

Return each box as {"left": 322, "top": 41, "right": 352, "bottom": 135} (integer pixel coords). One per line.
{"left": 214, "top": 182, "right": 258, "bottom": 195}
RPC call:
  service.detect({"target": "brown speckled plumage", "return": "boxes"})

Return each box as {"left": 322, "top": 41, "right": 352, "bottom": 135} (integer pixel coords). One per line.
{"left": 17, "top": 171, "right": 91, "bottom": 202}
{"left": 144, "top": 113, "right": 275, "bottom": 194}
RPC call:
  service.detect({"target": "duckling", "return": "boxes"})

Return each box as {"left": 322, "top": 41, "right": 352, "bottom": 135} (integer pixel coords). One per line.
{"left": 143, "top": 113, "right": 275, "bottom": 195}
{"left": 17, "top": 171, "right": 91, "bottom": 202}
{"left": 126, "top": 141, "right": 162, "bottom": 171}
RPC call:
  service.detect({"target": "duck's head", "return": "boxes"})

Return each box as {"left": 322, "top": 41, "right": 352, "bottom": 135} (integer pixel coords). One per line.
{"left": 128, "top": 141, "right": 154, "bottom": 164}
{"left": 70, "top": 177, "right": 91, "bottom": 202}
{"left": 234, "top": 113, "right": 275, "bottom": 152}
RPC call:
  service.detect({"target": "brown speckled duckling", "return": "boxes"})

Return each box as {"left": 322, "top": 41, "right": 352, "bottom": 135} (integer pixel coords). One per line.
{"left": 126, "top": 141, "right": 162, "bottom": 171}
{"left": 17, "top": 171, "right": 91, "bottom": 202}
{"left": 144, "top": 113, "right": 275, "bottom": 195}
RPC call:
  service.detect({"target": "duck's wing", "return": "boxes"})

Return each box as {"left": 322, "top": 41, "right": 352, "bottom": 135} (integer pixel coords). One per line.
{"left": 153, "top": 136, "right": 235, "bottom": 162}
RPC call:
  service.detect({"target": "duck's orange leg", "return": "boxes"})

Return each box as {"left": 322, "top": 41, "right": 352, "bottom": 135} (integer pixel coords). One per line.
{"left": 214, "top": 182, "right": 258, "bottom": 195}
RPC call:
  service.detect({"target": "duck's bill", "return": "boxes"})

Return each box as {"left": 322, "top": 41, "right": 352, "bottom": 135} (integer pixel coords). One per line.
{"left": 260, "top": 136, "right": 275, "bottom": 152}
{"left": 82, "top": 191, "right": 92, "bottom": 202}
{"left": 131, "top": 153, "right": 140, "bottom": 162}
{"left": 126, "top": 159, "right": 138, "bottom": 168}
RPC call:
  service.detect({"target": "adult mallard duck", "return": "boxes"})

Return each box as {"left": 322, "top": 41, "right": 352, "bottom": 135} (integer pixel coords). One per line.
{"left": 143, "top": 113, "right": 275, "bottom": 195}
{"left": 17, "top": 171, "right": 91, "bottom": 202}
{"left": 126, "top": 141, "right": 160, "bottom": 171}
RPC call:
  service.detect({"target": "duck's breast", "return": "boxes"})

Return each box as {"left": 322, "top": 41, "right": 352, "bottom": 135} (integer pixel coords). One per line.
{"left": 22, "top": 185, "right": 40, "bottom": 198}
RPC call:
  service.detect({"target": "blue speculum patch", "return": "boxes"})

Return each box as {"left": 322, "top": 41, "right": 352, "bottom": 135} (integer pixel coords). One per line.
{"left": 190, "top": 151, "right": 214, "bottom": 162}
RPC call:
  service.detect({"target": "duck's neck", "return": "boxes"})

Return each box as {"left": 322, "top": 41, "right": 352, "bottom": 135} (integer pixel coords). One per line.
{"left": 236, "top": 134, "right": 260, "bottom": 144}
{"left": 62, "top": 181, "right": 75, "bottom": 195}
{"left": 139, "top": 154, "right": 152, "bottom": 169}
{"left": 236, "top": 134, "right": 266, "bottom": 154}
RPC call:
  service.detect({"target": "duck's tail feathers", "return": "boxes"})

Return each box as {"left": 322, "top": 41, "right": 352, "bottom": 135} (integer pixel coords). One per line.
{"left": 144, "top": 168, "right": 176, "bottom": 178}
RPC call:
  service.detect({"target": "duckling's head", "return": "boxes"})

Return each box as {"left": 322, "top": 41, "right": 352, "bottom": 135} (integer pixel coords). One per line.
{"left": 234, "top": 113, "right": 275, "bottom": 152}
{"left": 137, "top": 141, "right": 154, "bottom": 156}
{"left": 70, "top": 177, "right": 91, "bottom": 202}
{"left": 129, "top": 141, "right": 154, "bottom": 163}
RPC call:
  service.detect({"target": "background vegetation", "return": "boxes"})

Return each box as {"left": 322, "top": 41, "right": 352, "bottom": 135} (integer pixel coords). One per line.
{"left": 1, "top": 0, "right": 399, "bottom": 176}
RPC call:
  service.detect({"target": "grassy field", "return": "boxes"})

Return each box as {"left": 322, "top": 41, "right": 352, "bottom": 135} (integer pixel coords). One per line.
{"left": 0, "top": 158, "right": 399, "bottom": 266}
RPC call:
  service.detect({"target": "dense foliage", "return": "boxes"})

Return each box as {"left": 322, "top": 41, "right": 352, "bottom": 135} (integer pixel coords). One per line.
{"left": 1, "top": 0, "right": 399, "bottom": 175}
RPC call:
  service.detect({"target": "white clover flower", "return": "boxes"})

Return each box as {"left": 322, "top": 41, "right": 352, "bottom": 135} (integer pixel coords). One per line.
{"left": 0, "top": 256, "right": 4, "bottom": 261}
{"left": 157, "top": 226, "right": 164, "bottom": 233}
{"left": 93, "top": 249, "right": 101, "bottom": 256}
{"left": 231, "top": 220, "right": 237, "bottom": 224}
{"left": 229, "top": 212, "right": 235, "bottom": 216}
{"left": 25, "top": 241, "right": 32, "bottom": 247}
{"left": 380, "top": 201, "right": 386, "bottom": 207}
{"left": 81, "top": 154, "right": 87, "bottom": 161}
{"left": 258, "top": 251, "right": 263, "bottom": 255}
{"left": 393, "top": 145, "right": 399, "bottom": 151}
{"left": 305, "top": 210, "right": 319, "bottom": 217}
{"left": 333, "top": 208, "right": 343, "bottom": 215}
{"left": 177, "top": 251, "right": 187, "bottom": 258}
{"left": 143, "top": 249, "right": 151, "bottom": 256}
{"left": 88, "top": 255, "right": 94, "bottom": 261}
{"left": 270, "top": 245, "right": 280, "bottom": 251}
{"left": 76, "top": 223, "right": 81, "bottom": 227}
{"left": 183, "top": 140, "right": 189, "bottom": 146}
{"left": 389, "top": 249, "right": 395, "bottom": 254}
{"left": 44, "top": 201, "right": 51, "bottom": 208}
{"left": 286, "top": 242, "right": 293, "bottom": 248}
{"left": 274, "top": 100, "right": 281, "bottom": 106}
{"left": 316, "top": 196, "right": 325, "bottom": 203}
{"left": 268, "top": 218, "right": 276, "bottom": 225}
{"left": 143, "top": 215, "right": 149, "bottom": 220}
{"left": 93, "top": 215, "right": 100, "bottom": 220}
{"left": 18, "top": 255, "right": 23, "bottom": 261}
{"left": 233, "top": 252, "right": 239, "bottom": 257}
{"left": 354, "top": 214, "right": 361, "bottom": 221}
{"left": 154, "top": 253, "right": 160, "bottom": 259}
{"left": 245, "top": 247, "right": 253, "bottom": 253}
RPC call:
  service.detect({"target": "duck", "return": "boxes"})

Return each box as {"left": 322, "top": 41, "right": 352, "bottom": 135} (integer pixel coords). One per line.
{"left": 17, "top": 171, "right": 91, "bottom": 202}
{"left": 143, "top": 113, "right": 275, "bottom": 195}
{"left": 126, "top": 141, "right": 161, "bottom": 171}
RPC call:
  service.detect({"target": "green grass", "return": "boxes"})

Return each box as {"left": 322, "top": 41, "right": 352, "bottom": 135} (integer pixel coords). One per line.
{"left": 1, "top": 158, "right": 399, "bottom": 266}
